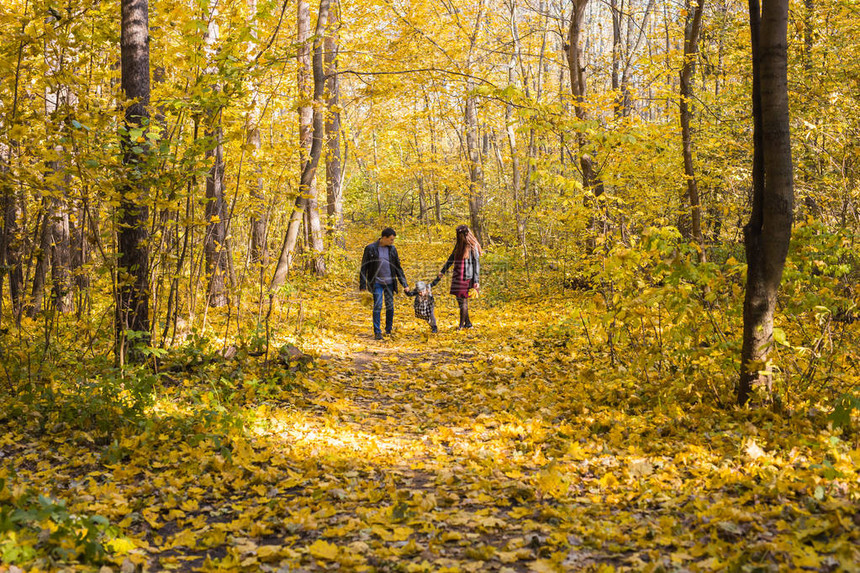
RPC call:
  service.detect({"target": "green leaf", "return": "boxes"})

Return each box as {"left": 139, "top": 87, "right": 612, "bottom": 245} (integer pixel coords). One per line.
{"left": 828, "top": 394, "right": 860, "bottom": 429}
{"left": 772, "top": 328, "right": 787, "bottom": 346}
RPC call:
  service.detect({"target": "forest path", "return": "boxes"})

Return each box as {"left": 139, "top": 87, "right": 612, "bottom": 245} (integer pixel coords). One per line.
{"left": 243, "top": 282, "right": 859, "bottom": 572}
{"left": 129, "top": 285, "right": 562, "bottom": 572}
{"left": 267, "top": 286, "right": 567, "bottom": 571}
{"left": 4, "top": 265, "right": 855, "bottom": 572}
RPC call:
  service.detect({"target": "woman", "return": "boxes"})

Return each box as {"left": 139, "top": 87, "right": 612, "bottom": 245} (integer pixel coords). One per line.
{"left": 433, "top": 225, "right": 483, "bottom": 329}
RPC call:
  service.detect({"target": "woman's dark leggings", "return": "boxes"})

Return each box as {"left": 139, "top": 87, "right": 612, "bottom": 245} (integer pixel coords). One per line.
{"left": 457, "top": 296, "right": 471, "bottom": 327}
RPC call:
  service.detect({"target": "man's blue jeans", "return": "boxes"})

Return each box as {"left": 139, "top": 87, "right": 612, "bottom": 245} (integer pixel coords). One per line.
{"left": 373, "top": 282, "right": 395, "bottom": 335}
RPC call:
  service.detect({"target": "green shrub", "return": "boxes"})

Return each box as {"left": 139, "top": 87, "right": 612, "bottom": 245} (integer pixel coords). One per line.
{"left": 0, "top": 480, "right": 130, "bottom": 567}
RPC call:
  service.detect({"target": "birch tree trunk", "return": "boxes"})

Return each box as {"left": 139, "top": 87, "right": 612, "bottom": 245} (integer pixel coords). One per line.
{"left": 248, "top": 0, "right": 268, "bottom": 267}
{"left": 325, "top": 0, "right": 344, "bottom": 247}
{"left": 203, "top": 4, "right": 230, "bottom": 308}
{"left": 464, "top": 92, "right": 485, "bottom": 244}
{"left": 44, "top": 14, "right": 74, "bottom": 313}
{"left": 248, "top": 126, "right": 268, "bottom": 266}
{"left": 464, "top": 0, "right": 486, "bottom": 244}
{"left": 503, "top": 5, "right": 529, "bottom": 263}
{"left": 49, "top": 196, "right": 73, "bottom": 312}
{"left": 299, "top": 0, "right": 326, "bottom": 275}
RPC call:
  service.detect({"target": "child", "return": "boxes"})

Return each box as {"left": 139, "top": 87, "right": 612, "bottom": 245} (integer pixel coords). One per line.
{"left": 405, "top": 281, "right": 438, "bottom": 333}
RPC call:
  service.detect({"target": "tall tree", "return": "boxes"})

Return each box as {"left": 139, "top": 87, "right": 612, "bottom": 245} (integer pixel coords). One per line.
{"left": 324, "top": 0, "right": 344, "bottom": 247}
{"left": 248, "top": 125, "right": 268, "bottom": 266}
{"left": 464, "top": 0, "right": 487, "bottom": 244}
{"left": 679, "top": 0, "right": 706, "bottom": 260}
{"left": 567, "top": 0, "right": 602, "bottom": 197}
{"left": 567, "top": 0, "right": 605, "bottom": 250}
{"left": 44, "top": 12, "right": 74, "bottom": 314}
{"left": 28, "top": 201, "right": 52, "bottom": 317}
{"left": 117, "top": 0, "right": 152, "bottom": 362}
{"left": 738, "top": 0, "right": 794, "bottom": 406}
{"left": 504, "top": 0, "right": 529, "bottom": 261}
{"left": 203, "top": 2, "right": 231, "bottom": 307}
{"left": 301, "top": 0, "right": 327, "bottom": 276}
{"left": 270, "top": 0, "right": 330, "bottom": 289}
{"left": 248, "top": 0, "right": 269, "bottom": 267}
{"left": 0, "top": 158, "right": 24, "bottom": 323}
{"left": 0, "top": 7, "right": 27, "bottom": 324}
{"left": 610, "top": 0, "right": 624, "bottom": 115}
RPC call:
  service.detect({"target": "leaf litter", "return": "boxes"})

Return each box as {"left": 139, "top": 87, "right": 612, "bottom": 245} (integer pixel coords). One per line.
{"left": 1, "top": 247, "right": 858, "bottom": 572}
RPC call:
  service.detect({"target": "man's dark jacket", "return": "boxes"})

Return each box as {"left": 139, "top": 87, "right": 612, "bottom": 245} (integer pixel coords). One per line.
{"left": 359, "top": 240, "right": 408, "bottom": 292}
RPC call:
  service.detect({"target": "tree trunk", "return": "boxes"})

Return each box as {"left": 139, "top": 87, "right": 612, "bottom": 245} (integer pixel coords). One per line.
{"left": 0, "top": 10, "right": 28, "bottom": 325}
{"left": 298, "top": 0, "right": 326, "bottom": 276}
{"left": 802, "top": 0, "right": 813, "bottom": 73}
{"left": 295, "top": 0, "right": 326, "bottom": 276}
{"left": 504, "top": 41, "right": 528, "bottom": 264}
{"left": 568, "top": 0, "right": 605, "bottom": 250}
{"left": 1, "top": 164, "right": 24, "bottom": 321}
{"left": 49, "top": 196, "right": 73, "bottom": 312}
{"left": 417, "top": 176, "right": 428, "bottom": 222}
{"left": 567, "top": 0, "right": 603, "bottom": 195}
{"left": 270, "top": 0, "right": 331, "bottom": 289}
{"left": 117, "top": 0, "right": 151, "bottom": 363}
{"left": 463, "top": 1, "right": 486, "bottom": 244}
{"left": 29, "top": 202, "right": 52, "bottom": 317}
{"left": 44, "top": 25, "right": 74, "bottom": 314}
{"left": 298, "top": 0, "right": 313, "bottom": 265}
{"left": 507, "top": 0, "right": 541, "bottom": 205}
{"left": 70, "top": 207, "right": 89, "bottom": 309}
{"left": 325, "top": 0, "right": 344, "bottom": 247}
{"left": 619, "top": 0, "right": 655, "bottom": 117}
{"left": 249, "top": 126, "right": 268, "bottom": 266}
{"left": 203, "top": 4, "right": 230, "bottom": 308}
{"left": 426, "top": 95, "right": 442, "bottom": 223}
{"left": 680, "top": 0, "right": 706, "bottom": 261}
{"left": 567, "top": 0, "right": 588, "bottom": 122}
{"left": 204, "top": 118, "right": 230, "bottom": 307}
{"left": 465, "top": 93, "right": 485, "bottom": 243}
{"left": 305, "top": 191, "right": 326, "bottom": 275}
{"left": 738, "top": 0, "right": 794, "bottom": 406}
{"left": 372, "top": 131, "right": 383, "bottom": 215}
{"left": 610, "top": 0, "right": 623, "bottom": 117}
{"left": 247, "top": 0, "right": 268, "bottom": 268}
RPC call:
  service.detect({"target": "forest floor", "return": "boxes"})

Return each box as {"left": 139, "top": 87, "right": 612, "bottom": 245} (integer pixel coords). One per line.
{"left": 1, "top": 239, "right": 859, "bottom": 572}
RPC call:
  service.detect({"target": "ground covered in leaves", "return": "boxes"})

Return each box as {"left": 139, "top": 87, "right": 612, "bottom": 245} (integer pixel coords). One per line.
{"left": 1, "top": 239, "right": 859, "bottom": 572}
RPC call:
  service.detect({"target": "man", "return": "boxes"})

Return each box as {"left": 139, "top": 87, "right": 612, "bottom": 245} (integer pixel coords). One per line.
{"left": 359, "top": 228, "right": 409, "bottom": 339}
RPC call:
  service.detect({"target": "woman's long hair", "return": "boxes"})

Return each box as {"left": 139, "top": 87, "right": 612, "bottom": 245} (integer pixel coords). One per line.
{"left": 453, "top": 225, "right": 484, "bottom": 260}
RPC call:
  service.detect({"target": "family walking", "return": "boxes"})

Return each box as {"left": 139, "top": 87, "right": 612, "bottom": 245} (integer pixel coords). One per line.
{"left": 358, "top": 225, "right": 483, "bottom": 340}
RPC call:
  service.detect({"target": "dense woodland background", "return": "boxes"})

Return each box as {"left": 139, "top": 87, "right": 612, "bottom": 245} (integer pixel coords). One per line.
{"left": 0, "top": 0, "right": 858, "bottom": 570}
{"left": 2, "top": 0, "right": 858, "bottom": 400}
